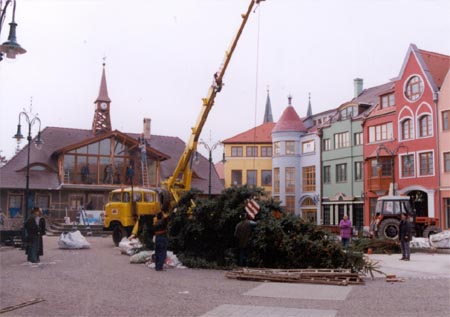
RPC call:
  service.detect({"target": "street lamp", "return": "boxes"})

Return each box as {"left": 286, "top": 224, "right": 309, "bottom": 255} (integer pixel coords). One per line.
{"left": 13, "top": 110, "right": 43, "bottom": 223}
{"left": 199, "top": 139, "right": 222, "bottom": 198}
{"left": 375, "top": 143, "right": 408, "bottom": 196}
{"left": 0, "top": 0, "right": 27, "bottom": 61}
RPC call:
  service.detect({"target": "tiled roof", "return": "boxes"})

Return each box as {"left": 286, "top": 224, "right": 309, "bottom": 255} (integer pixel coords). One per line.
{"left": 353, "top": 82, "right": 394, "bottom": 105}
{"left": 418, "top": 49, "right": 450, "bottom": 89}
{"left": 272, "top": 106, "right": 307, "bottom": 133}
{"left": 214, "top": 161, "right": 224, "bottom": 180}
{"left": 222, "top": 122, "right": 276, "bottom": 144}
{"left": 0, "top": 127, "right": 224, "bottom": 194}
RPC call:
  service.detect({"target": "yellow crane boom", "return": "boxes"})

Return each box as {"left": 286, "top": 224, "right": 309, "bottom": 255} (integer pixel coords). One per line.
{"left": 165, "top": 0, "right": 265, "bottom": 203}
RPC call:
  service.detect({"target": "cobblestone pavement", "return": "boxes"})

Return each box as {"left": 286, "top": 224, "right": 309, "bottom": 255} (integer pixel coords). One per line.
{"left": 1, "top": 236, "right": 449, "bottom": 317}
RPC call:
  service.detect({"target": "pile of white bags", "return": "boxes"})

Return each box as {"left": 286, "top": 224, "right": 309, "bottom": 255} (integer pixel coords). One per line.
{"left": 410, "top": 237, "right": 431, "bottom": 249}
{"left": 58, "top": 230, "right": 91, "bottom": 249}
{"left": 429, "top": 231, "right": 450, "bottom": 249}
{"left": 118, "top": 237, "right": 143, "bottom": 255}
{"left": 130, "top": 250, "right": 153, "bottom": 263}
{"left": 146, "top": 251, "right": 185, "bottom": 269}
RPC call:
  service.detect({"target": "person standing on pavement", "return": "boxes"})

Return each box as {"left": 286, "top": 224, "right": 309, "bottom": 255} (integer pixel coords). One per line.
{"left": 38, "top": 208, "right": 46, "bottom": 261}
{"left": 399, "top": 212, "right": 412, "bottom": 261}
{"left": 234, "top": 213, "right": 256, "bottom": 267}
{"left": 153, "top": 212, "right": 169, "bottom": 271}
{"left": 25, "top": 207, "right": 41, "bottom": 263}
{"left": 339, "top": 214, "right": 352, "bottom": 249}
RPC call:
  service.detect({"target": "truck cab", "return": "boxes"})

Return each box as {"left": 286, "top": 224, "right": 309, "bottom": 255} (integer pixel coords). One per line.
{"left": 104, "top": 187, "right": 161, "bottom": 245}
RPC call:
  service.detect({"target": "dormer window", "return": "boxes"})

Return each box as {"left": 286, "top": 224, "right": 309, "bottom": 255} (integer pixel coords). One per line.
{"left": 381, "top": 93, "right": 395, "bottom": 109}
{"left": 404, "top": 75, "right": 424, "bottom": 102}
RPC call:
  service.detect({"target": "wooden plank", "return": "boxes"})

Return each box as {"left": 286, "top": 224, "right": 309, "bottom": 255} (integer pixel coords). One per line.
{"left": 0, "top": 298, "right": 45, "bottom": 314}
{"left": 226, "top": 269, "right": 365, "bottom": 286}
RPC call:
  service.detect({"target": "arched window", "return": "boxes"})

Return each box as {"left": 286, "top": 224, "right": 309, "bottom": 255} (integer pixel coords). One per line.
{"left": 301, "top": 197, "right": 315, "bottom": 206}
{"left": 419, "top": 115, "right": 432, "bottom": 137}
{"left": 401, "top": 119, "right": 413, "bottom": 140}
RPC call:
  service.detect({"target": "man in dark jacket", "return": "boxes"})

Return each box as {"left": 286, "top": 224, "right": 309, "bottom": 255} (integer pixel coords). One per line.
{"left": 25, "top": 207, "right": 41, "bottom": 263}
{"left": 399, "top": 212, "right": 412, "bottom": 261}
{"left": 153, "top": 212, "right": 169, "bottom": 271}
{"left": 234, "top": 213, "right": 256, "bottom": 267}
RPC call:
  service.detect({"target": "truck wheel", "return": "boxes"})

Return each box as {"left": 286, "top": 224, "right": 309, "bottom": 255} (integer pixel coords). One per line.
{"left": 423, "top": 226, "right": 442, "bottom": 238}
{"left": 112, "top": 225, "right": 127, "bottom": 246}
{"left": 379, "top": 218, "right": 400, "bottom": 240}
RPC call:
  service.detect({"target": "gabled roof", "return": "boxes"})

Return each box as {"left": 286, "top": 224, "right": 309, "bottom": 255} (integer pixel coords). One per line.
{"left": 54, "top": 129, "right": 169, "bottom": 161}
{"left": 397, "top": 44, "right": 450, "bottom": 93}
{"left": 272, "top": 106, "right": 307, "bottom": 133}
{"left": 0, "top": 127, "right": 224, "bottom": 194}
{"left": 222, "top": 122, "right": 276, "bottom": 144}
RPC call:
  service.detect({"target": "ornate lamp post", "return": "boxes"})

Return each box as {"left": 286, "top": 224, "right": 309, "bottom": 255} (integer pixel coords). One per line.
{"left": 199, "top": 139, "right": 222, "bottom": 198}
{"left": 13, "top": 110, "right": 43, "bottom": 222}
{"left": 376, "top": 143, "right": 409, "bottom": 196}
{"left": 0, "top": 0, "right": 26, "bottom": 61}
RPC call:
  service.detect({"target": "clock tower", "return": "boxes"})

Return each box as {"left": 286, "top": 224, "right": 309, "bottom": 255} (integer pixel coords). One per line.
{"left": 92, "top": 62, "right": 112, "bottom": 134}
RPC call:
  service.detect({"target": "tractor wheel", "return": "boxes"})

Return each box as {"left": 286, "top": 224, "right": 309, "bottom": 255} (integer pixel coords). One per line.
{"left": 112, "top": 224, "right": 127, "bottom": 246}
{"left": 423, "top": 226, "right": 442, "bottom": 238}
{"left": 379, "top": 218, "right": 400, "bottom": 240}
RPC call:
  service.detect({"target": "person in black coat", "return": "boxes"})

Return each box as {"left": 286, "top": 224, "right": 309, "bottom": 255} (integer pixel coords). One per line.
{"left": 153, "top": 212, "right": 169, "bottom": 271}
{"left": 38, "top": 208, "right": 46, "bottom": 258}
{"left": 399, "top": 212, "right": 412, "bottom": 261}
{"left": 25, "top": 207, "right": 41, "bottom": 263}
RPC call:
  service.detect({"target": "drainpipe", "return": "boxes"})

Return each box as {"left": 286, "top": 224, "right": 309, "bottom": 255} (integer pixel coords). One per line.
{"left": 433, "top": 91, "right": 442, "bottom": 227}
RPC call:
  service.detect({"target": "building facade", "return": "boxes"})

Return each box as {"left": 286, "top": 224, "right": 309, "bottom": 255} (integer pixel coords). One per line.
{"left": 320, "top": 80, "right": 392, "bottom": 230}
{"left": 363, "top": 44, "right": 449, "bottom": 228}
{"left": 271, "top": 97, "right": 321, "bottom": 222}
{"left": 437, "top": 68, "right": 450, "bottom": 228}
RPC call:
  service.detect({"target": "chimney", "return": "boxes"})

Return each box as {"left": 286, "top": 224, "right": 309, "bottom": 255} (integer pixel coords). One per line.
{"left": 354, "top": 78, "right": 363, "bottom": 98}
{"left": 143, "top": 118, "right": 151, "bottom": 142}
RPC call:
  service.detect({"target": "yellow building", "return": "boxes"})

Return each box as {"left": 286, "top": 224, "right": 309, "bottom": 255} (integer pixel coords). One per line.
{"left": 222, "top": 122, "right": 275, "bottom": 195}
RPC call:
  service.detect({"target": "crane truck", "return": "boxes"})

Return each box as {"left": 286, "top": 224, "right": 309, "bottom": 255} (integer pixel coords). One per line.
{"left": 103, "top": 0, "right": 266, "bottom": 246}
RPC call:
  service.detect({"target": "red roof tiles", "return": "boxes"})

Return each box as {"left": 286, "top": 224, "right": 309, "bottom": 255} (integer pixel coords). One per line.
{"left": 419, "top": 49, "right": 450, "bottom": 89}
{"left": 272, "top": 106, "right": 307, "bottom": 133}
{"left": 222, "top": 122, "right": 276, "bottom": 144}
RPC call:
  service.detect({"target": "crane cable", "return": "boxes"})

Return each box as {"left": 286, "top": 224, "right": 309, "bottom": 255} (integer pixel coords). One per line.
{"left": 251, "top": 2, "right": 262, "bottom": 170}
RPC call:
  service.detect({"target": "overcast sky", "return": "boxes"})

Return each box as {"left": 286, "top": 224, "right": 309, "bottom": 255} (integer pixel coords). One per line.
{"left": 1, "top": 0, "right": 449, "bottom": 163}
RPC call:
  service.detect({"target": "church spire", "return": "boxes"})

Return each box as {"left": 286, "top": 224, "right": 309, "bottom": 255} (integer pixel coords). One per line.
{"left": 263, "top": 87, "right": 273, "bottom": 123}
{"left": 92, "top": 60, "right": 112, "bottom": 134}
{"left": 95, "top": 61, "right": 111, "bottom": 103}
{"left": 307, "top": 92, "right": 312, "bottom": 117}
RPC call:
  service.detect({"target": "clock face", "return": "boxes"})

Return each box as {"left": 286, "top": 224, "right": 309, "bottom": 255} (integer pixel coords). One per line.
{"left": 100, "top": 102, "right": 108, "bottom": 110}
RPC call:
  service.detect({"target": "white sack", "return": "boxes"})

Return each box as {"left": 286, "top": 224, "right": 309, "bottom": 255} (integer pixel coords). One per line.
{"left": 119, "top": 237, "right": 143, "bottom": 255}
{"left": 146, "top": 251, "right": 186, "bottom": 269}
{"left": 130, "top": 251, "right": 153, "bottom": 263}
{"left": 410, "top": 237, "right": 431, "bottom": 249}
{"left": 58, "top": 230, "right": 91, "bottom": 249}
{"left": 429, "top": 231, "right": 450, "bottom": 249}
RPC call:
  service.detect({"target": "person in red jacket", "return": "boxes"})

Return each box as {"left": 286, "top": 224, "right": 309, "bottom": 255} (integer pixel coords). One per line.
{"left": 339, "top": 215, "right": 352, "bottom": 249}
